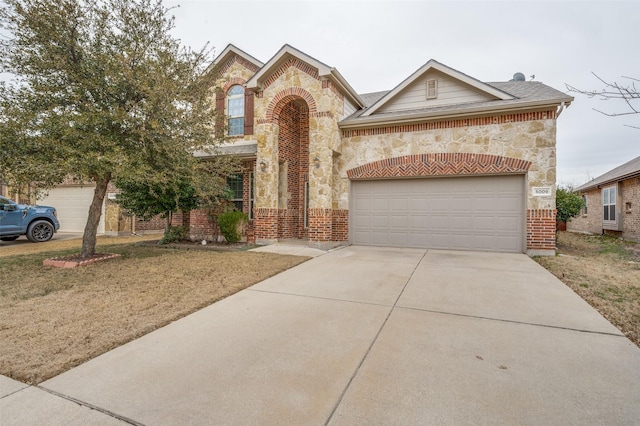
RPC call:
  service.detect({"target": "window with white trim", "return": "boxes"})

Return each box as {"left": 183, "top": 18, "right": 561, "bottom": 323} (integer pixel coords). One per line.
{"left": 603, "top": 186, "right": 616, "bottom": 222}
{"left": 227, "top": 85, "right": 244, "bottom": 136}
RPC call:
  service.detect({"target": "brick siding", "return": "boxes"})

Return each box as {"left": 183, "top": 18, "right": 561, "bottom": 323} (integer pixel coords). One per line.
{"left": 347, "top": 153, "right": 531, "bottom": 179}
{"left": 527, "top": 209, "right": 557, "bottom": 251}
{"left": 568, "top": 176, "right": 640, "bottom": 242}
{"left": 342, "top": 110, "right": 556, "bottom": 137}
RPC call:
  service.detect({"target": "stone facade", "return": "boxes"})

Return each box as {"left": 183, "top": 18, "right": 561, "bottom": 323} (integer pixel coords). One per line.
{"left": 184, "top": 44, "right": 572, "bottom": 254}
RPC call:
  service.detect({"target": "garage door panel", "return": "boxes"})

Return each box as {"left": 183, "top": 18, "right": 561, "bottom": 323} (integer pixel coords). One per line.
{"left": 351, "top": 175, "right": 524, "bottom": 253}
{"left": 498, "top": 196, "right": 521, "bottom": 210}
{"left": 371, "top": 215, "right": 388, "bottom": 228}
{"left": 428, "top": 215, "right": 450, "bottom": 229}
{"left": 371, "top": 198, "right": 388, "bottom": 211}
{"left": 473, "top": 216, "right": 497, "bottom": 231}
{"left": 39, "top": 186, "right": 105, "bottom": 233}
{"left": 451, "top": 215, "right": 473, "bottom": 229}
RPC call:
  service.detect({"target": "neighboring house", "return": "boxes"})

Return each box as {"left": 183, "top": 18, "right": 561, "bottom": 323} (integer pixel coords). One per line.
{"left": 568, "top": 155, "right": 640, "bottom": 242}
{"left": 180, "top": 44, "right": 573, "bottom": 255}
{"left": 3, "top": 178, "right": 164, "bottom": 236}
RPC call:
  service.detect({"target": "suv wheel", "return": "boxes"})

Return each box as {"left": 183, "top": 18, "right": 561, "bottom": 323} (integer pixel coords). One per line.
{"left": 27, "top": 220, "right": 54, "bottom": 242}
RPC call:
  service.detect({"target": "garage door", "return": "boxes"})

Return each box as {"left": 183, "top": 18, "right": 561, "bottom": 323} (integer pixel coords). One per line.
{"left": 350, "top": 175, "right": 524, "bottom": 252}
{"left": 39, "top": 186, "right": 105, "bottom": 233}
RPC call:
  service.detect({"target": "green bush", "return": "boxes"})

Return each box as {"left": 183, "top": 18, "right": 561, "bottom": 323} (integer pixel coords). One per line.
{"left": 159, "top": 225, "right": 187, "bottom": 245}
{"left": 556, "top": 187, "right": 585, "bottom": 223}
{"left": 217, "top": 211, "right": 248, "bottom": 243}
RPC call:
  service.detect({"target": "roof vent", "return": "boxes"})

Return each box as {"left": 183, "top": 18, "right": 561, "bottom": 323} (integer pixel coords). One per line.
{"left": 513, "top": 72, "right": 526, "bottom": 82}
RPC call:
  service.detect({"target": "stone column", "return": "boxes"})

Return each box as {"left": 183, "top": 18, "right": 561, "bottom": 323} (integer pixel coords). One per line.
{"left": 254, "top": 123, "right": 279, "bottom": 244}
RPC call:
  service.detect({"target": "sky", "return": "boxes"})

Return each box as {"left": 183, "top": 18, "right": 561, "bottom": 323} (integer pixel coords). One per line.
{"left": 167, "top": 1, "right": 635, "bottom": 185}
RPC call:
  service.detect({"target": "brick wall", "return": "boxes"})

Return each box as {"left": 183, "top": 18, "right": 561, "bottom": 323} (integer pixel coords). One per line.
{"left": 527, "top": 209, "right": 556, "bottom": 252}
{"left": 275, "top": 99, "right": 309, "bottom": 239}
{"left": 254, "top": 208, "right": 278, "bottom": 240}
{"left": 567, "top": 188, "right": 601, "bottom": 235}
{"left": 135, "top": 215, "right": 165, "bottom": 232}
{"left": 307, "top": 209, "right": 332, "bottom": 242}
{"left": 621, "top": 177, "right": 640, "bottom": 241}
{"left": 332, "top": 209, "right": 349, "bottom": 242}
{"left": 568, "top": 177, "right": 640, "bottom": 242}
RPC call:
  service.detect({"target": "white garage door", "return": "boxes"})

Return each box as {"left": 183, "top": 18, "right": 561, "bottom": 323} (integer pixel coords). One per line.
{"left": 350, "top": 175, "right": 524, "bottom": 252}
{"left": 39, "top": 186, "right": 105, "bottom": 233}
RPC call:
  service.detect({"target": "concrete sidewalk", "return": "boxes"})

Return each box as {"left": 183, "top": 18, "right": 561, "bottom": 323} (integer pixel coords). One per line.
{"left": 2, "top": 247, "right": 639, "bottom": 425}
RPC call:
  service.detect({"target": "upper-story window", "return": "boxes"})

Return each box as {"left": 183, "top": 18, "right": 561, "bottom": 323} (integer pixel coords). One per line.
{"left": 227, "top": 85, "right": 244, "bottom": 136}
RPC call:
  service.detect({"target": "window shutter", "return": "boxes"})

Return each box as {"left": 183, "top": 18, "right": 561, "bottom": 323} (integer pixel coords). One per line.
{"left": 215, "top": 92, "right": 225, "bottom": 138}
{"left": 244, "top": 88, "right": 254, "bottom": 135}
{"left": 426, "top": 79, "right": 438, "bottom": 99}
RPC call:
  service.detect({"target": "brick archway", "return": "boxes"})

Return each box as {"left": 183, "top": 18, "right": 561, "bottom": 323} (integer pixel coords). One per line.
{"left": 222, "top": 77, "right": 247, "bottom": 94}
{"left": 265, "top": 88, "right": 317, "bottom": 123}
{"left": 347, "top": 153, "right": 531, "bottom": 179}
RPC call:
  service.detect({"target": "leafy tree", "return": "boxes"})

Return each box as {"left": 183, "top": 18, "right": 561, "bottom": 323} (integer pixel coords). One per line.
{"left": 556, "top": 187, "right": 585, "bottom": 224}
{"left": 115, "top": 156, "right": 240, "bottom": 234}
{"left": 566, "top": 73, "right": 639, "bottom": 129}
{"left": 0, "top": 0, "right": 220, "bottom": 257}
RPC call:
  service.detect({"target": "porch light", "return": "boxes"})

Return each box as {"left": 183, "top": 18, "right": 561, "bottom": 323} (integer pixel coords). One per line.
{"left": 313, "top": 156, "right": 320, "bottom": 169}
{"left": 260, "top": 160, "right": 266, "bottom": 172}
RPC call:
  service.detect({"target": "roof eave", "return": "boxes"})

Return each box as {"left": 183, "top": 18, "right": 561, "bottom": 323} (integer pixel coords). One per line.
{"left": 246, "top": 44, "right": 332, "bottom": 90}
{"left": 340, "top": 99, "right": 571, "bottom": 129}
{"left": 576, "top": 171, "right": 640, "bottom": 192}
{"left": 326, "top": 68, "right": 365, "bottom": 109}
{"left": 207, "top": 44, "right": 264, "bottom": 75}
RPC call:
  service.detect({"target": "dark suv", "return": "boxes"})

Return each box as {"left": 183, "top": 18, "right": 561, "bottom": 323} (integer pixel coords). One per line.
{"left": 0, "top": 196, "right": 61, "bottom": 242}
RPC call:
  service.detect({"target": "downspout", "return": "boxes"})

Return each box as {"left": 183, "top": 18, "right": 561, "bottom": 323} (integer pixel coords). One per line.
{"left": 556, "top": 101, "right": 566, "bottom": 117}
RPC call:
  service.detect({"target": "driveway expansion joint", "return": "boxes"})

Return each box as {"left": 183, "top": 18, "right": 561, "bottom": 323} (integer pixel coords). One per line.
{"left": 323, "top": 250, "right": 428, "bottom": 426}
{"left": 397, "top": 306, "right": 626, "bottom": 338}
{"left": 247, "top": 288, "right": 395, "bottom": 308}
{"left": 37, "top": 385, "right": 144, "bottom": 426}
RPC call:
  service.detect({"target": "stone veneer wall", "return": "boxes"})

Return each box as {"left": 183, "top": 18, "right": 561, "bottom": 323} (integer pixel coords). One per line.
{"left": 338, "top": 113, "right": 559, "bottom": 253}
{"left": 218, "top": 54, "right": 561, "bottom": 252}
{"left": 252, "top": 57, "right": 347, "bottom": 243}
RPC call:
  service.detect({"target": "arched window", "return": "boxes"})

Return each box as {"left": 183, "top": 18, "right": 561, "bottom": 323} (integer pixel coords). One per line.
{"left": 227, "top": 85, "right": 244, "bottom": 136}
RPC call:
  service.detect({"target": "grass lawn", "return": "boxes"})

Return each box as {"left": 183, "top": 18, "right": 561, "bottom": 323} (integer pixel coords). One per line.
{"left": 535, "top": 231, "right": 640, "bottom": 347}
{"left": 0, "top": 239, "right": 308, "bottom": 384}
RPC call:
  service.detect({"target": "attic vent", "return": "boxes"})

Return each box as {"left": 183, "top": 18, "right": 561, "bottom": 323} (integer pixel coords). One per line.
{"left": 426, "top": 79, "right": 438, "bottom": 99}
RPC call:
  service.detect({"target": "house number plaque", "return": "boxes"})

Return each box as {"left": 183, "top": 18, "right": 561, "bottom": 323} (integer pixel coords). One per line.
{"left": 532, "top": 187, "right": 552, "bottom": 197}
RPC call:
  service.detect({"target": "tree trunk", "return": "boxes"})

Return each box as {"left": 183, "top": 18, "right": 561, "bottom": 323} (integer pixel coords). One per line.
{"left": 81, "top": 173, "right": 111, "bottom": 258}
{"left": 165, "top": 211, "right": 172, "bottom": 233}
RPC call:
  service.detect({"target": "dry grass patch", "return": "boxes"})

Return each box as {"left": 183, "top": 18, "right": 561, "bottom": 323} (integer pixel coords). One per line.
{"left": 535, "top": 232, "right": 640, "bottom": 347}
{"left": 0, "top": 243, "right": 308, "bottom": 384}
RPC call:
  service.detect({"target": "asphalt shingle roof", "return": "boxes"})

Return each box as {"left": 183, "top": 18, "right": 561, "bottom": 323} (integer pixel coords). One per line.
{"left": 343, "top": 81, "right": 573, "bottom": 123}
{"left": 575, "top": 155, "right": 640, "bottom": 192}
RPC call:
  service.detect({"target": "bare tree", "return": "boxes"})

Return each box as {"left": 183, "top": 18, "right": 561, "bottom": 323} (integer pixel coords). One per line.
{"left": 566, "top": 73, "right": 639, "bottom": 129}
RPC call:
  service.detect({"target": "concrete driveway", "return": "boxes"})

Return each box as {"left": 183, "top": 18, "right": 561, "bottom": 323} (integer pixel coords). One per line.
{"left": 2, "top": 246, "right": 639, "bottom": 425}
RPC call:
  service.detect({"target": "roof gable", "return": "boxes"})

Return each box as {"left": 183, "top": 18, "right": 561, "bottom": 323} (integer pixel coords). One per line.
{"left": 246, "top": 44, "right": 364, "bottom": 108}
{"left": 210, "top": 44, "right": 264, "bottom": 74}
{"left": 576, "top": 155, "right": 640, "bottom": 192}
{"left": 361, "top": 59, "right": 514, "bottom": 117}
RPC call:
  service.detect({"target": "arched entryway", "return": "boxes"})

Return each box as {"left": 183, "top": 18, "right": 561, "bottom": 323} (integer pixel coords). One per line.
{"left": 275, "top": 98, "right": 309, "bottom": 239}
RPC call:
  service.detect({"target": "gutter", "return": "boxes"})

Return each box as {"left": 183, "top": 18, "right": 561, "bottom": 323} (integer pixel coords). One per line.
{"left": 339, "top": 98, "right": 573, "bottom": 129}
{"left": 575, "top": 170, "right": 640, "bottom": 193}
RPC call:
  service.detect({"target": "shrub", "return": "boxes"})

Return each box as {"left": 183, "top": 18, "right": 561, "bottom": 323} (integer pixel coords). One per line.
{"left": 556, "top": 187, "right": 585, "bottom": 223}
{"left": 217, "top": 211, "right": 248, "bottom": 243}
{"left": 159, "top": 225, "right": 187, "bottom": 245}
